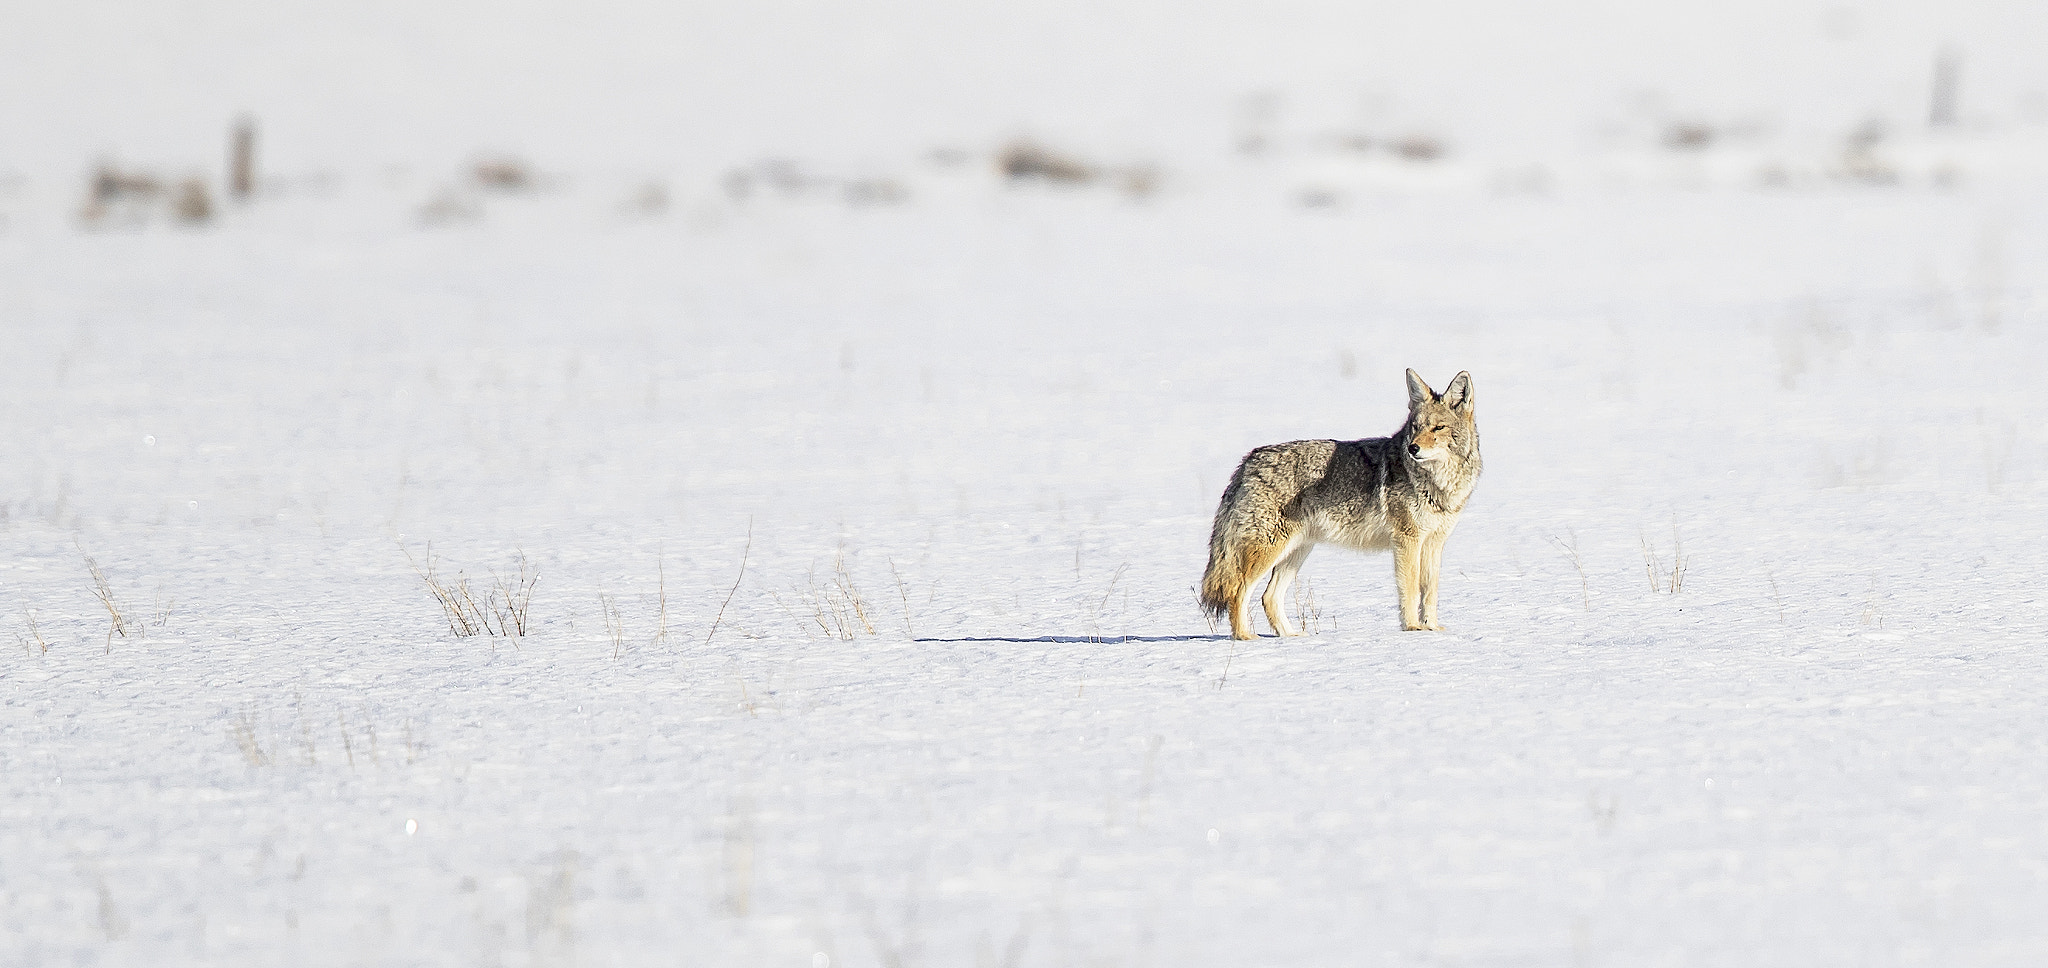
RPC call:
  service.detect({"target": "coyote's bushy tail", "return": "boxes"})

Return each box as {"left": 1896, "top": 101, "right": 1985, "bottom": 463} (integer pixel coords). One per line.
{"left": 1198, "top": 546, "right": 1239, "bottom": 620}
{"left": 1198, "top": 469, "right": 1252, "bottom": 619}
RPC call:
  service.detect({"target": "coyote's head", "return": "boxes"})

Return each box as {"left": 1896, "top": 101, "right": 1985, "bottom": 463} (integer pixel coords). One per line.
{"left": 1403, "top": 369, "right": 1476, "bottom": 464}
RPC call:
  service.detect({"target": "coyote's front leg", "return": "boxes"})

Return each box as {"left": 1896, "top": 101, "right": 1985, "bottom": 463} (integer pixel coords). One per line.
{"left": 1394, "top": 532, "right": 1431, "bottom": 631}
{"left": 1417, "top": 529, "right": 1451, "bottom": 631}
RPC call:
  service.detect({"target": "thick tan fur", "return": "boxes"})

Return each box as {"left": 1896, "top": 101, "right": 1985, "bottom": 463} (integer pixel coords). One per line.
{"left": 1200, "top": 369, "right": 1481, "bottom": 639}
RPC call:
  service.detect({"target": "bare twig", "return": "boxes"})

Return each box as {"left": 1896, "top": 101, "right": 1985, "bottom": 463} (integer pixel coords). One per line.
{"left": 405, "top": 543, "right": 482, "bottom": 636}
{"left": 406, "top": 544, "right": 536, "bottom": 639}
{"left": 492, "top": 550, "right": 539, "bottom": 637}
{"left": 457, "top": 577, "right": 495, "bottom": 636}
{"left": 705, "top": 519, "right": 754, "bottom": 646}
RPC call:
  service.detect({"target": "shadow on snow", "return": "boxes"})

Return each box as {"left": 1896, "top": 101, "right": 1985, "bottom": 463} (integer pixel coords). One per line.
{"left": 914, "top": 634, "right": 1228, "bottom": 644}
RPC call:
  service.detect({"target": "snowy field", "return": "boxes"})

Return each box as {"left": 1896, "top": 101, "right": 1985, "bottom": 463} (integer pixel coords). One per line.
{"left": 6, "top": 2, "right": 2048, "bottom": 966}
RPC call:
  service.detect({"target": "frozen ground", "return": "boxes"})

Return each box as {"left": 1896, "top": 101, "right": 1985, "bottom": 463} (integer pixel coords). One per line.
{"left": 6, "top": 3, "right": 2048, "bottom": 967}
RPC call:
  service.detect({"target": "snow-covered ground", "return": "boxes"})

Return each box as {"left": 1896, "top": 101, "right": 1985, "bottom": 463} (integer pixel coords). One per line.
{"left": 6, "top": 3, "right": 2048, "bottom": 966}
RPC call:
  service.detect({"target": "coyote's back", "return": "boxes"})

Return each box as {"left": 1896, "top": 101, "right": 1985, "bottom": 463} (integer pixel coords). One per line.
{"left": 1200, "top": 369, "right": 1481, "bottom": 639}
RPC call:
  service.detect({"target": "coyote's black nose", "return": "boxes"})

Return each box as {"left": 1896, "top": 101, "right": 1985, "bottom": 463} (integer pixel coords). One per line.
{"left": 1407, "top": 443, "right": 1421, "bottom": 456}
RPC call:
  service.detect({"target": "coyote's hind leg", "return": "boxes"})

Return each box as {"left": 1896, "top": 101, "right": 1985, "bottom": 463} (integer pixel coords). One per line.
{"left": 1229, "top": 533, "right": 1296, "bottom": 640}
{"left": 1261, "top": 538, "right": 1314, "bottom": 636}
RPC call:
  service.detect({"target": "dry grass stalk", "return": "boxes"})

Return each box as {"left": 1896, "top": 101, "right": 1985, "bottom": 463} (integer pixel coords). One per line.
{"left": 1930, "top": 48, "right": 1961, "bottom": 127}
{"left": 652, "top": 552, "right": 669, "bottom": 648}
{"left": 417, "top": 188, "right": 483, "bottom": 226}
{"left": 1391, "top": 134, "right": 1446, "bottom": 161}
{"left": 1292, "top": 577, "right": 1323, "bottom": 634}
{"left": 229, "top": 709, "right": 269, "bottom": 767}
{"left": 18, "top": 609, "right": 48, "bottom": 656}
{"left": 455, "top": 580, "right": 495, "bottom": 636}
{"left": 1860, "top": 579, "right": 1885, "bottom": 628}
{"left": 1667, "top": 531, "right": 1688, "bottom": 594}
{"left": 1087, "top": 563, "right": 1128, "bottom": 642}
{"left": 338, "top": 711, "right": 357, "bottom": 771}
{"left": 1640, "top": 525, "right": 1688, "bottom": 594}
{"left": 294, "top": 689, "right": 317, "bottom": 765}
{"left": 491, "top": 551, "right": 539, "bottom": 637}
{"left": 600, "top": 593, "right": 626, "bottom": 659}
{"left": 1552, "top": 530, "right": 1591, "bottom": 610}
{"left": 405, "top": 544, "right": 537, "bottom": 638}
{"left": 407, "top": 544, "right": 483, "bottom": 636}
{"left": 998, "top": 141, "right": 1095, "bottom": 183}
{"left": 79, "top": 165, "right": 160, "bottom": 227}
{"left": 1663, "top": 121, "right": 1716, "bottom": 151}
{"left": 889, "top": 557, "right": 914, "bottom": 637}
{"left": 150, "top": 583, "right": 173, "bottom": 629}
{"left": 722, "top": 796, "right": 756, "bottom": 918}
{"left": 230, "top": 117, "right": 257, "bottom": 201}
{"left": 171, "top": 178, "right": 214, "bottom": 225}
{"left": 472, "top": 158, "right": 534, "bottom": 192}
{"left": 832, "top": 551, "right": 876, "bottom": 636}
{"left": 81, "top": 549, "right": 132, "bottom": 648}
{"left": 1981, "top": 415, "right": 2015, "bottom": 493}
{"left": 1641, "top": 535, "right": 1664, "bottom": 593}
{"left": 796, "top": 550, "right": 876, "bottom": 640}
{"left": 90, "top": 166, "right": 162, "bottom": 203}
{"left": 769, "top": 591, "right": 807, "bottom": 636}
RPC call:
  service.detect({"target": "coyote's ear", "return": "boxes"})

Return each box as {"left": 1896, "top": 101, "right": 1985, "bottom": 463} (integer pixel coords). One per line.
{"left": 1405, "top": 368, "right": 1435, "bottom": 409}
{"left": 1442, "top": 371, "right": 1473, "bottom": 411}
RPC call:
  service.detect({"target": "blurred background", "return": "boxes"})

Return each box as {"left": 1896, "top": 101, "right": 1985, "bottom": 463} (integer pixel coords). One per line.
{"left": 5, "top": 0, "right": 2048, "bottom": 217}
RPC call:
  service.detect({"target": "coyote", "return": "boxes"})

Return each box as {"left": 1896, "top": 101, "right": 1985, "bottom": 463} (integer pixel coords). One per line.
{"left": 1200, "top": 369, "right": 1481, "bottom": 639}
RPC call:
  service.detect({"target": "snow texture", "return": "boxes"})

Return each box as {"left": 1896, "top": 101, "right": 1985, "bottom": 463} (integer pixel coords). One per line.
{"left": 4, "top": 2, "right": 2048, "bottom": 965}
